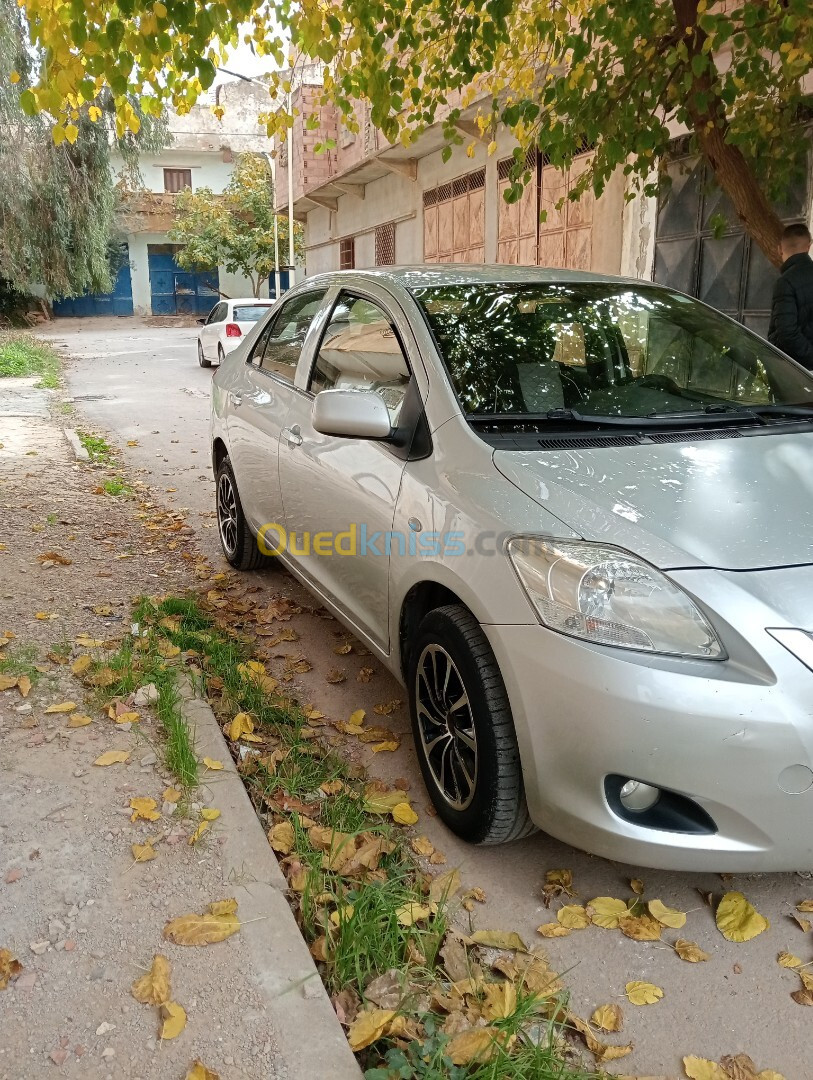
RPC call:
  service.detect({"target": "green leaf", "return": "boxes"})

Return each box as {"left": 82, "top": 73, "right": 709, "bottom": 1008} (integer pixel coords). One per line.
{"left": 19, "top": 88, "right": 37, "bottom": 116}
{"left": 106, "top": 18, "right": 125, "bottom": 48}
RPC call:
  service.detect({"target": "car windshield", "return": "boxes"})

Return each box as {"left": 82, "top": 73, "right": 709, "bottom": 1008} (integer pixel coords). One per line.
{"left": 234, "top": 305, "right": 273, "bottom": 322}
{"left": 411, "top": 282, "right": 813, "bottom": 421}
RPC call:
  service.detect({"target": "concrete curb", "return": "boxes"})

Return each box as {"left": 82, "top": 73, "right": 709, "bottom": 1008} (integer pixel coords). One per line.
{"left": 63, "top": 427, "right": 90, "bottom": 462}
{"left": 178, "top": 681, "right": 363, "bottom": 1080}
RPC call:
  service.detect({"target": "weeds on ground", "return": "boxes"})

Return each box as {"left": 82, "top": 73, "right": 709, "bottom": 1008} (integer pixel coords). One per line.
{"left": 120, "top": 593, "right": 601, "bottom": 1080}
{"left": 0, "top": 643, "right": 41, "bottom": 683}
{"left": 0, "top": 333, "right": 60, "bottom": 388}
{"left": 77, "top": 431, "right": 114, "bottom": 465}
{"left": 101, "top": 476, "right": 133, "bottom": 497}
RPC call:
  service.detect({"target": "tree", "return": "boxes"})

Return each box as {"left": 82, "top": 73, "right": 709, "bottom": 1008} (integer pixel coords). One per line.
{"left": 20, "top": 0, "right": 813, "bottom": 267}
{"left": 0, "top": 0, "right": 166, "bottom": 303}
{"left": 169, "top": 154, "right": 301, "bottom": 298}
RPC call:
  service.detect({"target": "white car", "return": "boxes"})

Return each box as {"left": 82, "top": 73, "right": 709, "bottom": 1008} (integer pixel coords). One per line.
{"left": 210, "top": 266, "right": 813, "bottom": 871}
{"left": 197, "top": 298, "right": 276, "bottom": 367}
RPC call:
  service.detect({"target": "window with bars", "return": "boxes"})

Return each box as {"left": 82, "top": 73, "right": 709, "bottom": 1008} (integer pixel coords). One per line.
{"left": 375, "top": 222, "right": 396, "bottom": 266}
{"left": 163, "top": 168, "right": 192, "bottom": 193}
{"left": 339, "top": 237, "right": 355, "bottom": 270}
{"left": 423, "top": 167, "right": 486, "bottom": 264}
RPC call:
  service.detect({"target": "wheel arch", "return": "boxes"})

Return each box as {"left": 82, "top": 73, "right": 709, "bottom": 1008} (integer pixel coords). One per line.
{"left": 398, "top": 580, "right": 476, "bottom": 681}
{"left": 212, "top": 437, "right": 229, "bottom": 475}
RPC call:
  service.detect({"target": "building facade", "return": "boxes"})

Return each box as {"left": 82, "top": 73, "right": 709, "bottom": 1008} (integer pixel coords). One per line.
{"left": 53, "top": 81, "right": 280, "bottom": 319}
{"left": 277, "top": 81, "right": 811, "bottom": 337}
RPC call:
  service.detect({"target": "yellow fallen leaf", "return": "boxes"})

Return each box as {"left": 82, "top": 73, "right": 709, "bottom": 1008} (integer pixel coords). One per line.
{"left": 595, "top": 1043, "right": 634, "bottom": 1063}
{"left": 71, "top": 655, "right": 92, "bottom": 676}
{"left": 758, "top": 1073, "right": 786, "bottom": 1080}
{"left": 163, "top": 911, "right": 240, "bottom": 945}
{"left": 75, "top": 635, "right": 103, "bottom": 648}
{"left": 228, "top": 711, "right": 254, "bottom": 741}
{"left": 619, "top": 914, "right": 662, "bottom": 941}
{"left": 429, "top": 868, "right": 461, "bottom": 903}
{"left": 674, "top": 939, "right": 710, "bottom": 963}
{"left": 334, "top": 642, "right": 353, "bottom": 655}
{"left": 683, "top": 1056, "right": 729, "bottom": 1080}
{"left": 303, "top": 705, "right": 325, "bottom": 720}
{"left": 67, "top": 713, "right": 93, "bottom": 728}
{"left": 591, "top": 1003, "right": 623, "bottom": 1032}
{"left": 16, "top": 675, "right": 31, "bottom": 698}
{"left": 396, "top": 902, "right": 433, "bottom": 926}
{"left": 202, "top": 757, "right": 223, "bottom": 771}
{"left": 156, "top": 640, "right": 181, "bottom": 659}
{"left": 131, "top": 954, "right": 171, "bottom": 1005}
{"left": 200, "top": 808, "right": 220, "bottom": 822}
{"left": 625, "top": 981, "right": 663, "bottom": 1006}
{"left": 130, "top": 797, "right": 161, "bottom": 822}
{"left": 482, "top": 981, "right": 517, "bottom": 1020}
{"left": 410, "top": 836, "right": 435, "bottom": 857}
{"left": 329, "top": 904, "right": 355, "bottom": 926}
{"left": 648, "top": 898, "right": 687, "bottom": 929}
{"left": 557, "top": 904, "right": 590, "bottom": 929}
{"left": 320, "top": 779, "right": 343, "bottom": 796}
{"left": 363, "top": 789, "right": 410, "bottom": 814}
{"left": 797, "top": 899, "right": 813, "bottom": 912}
{"left": 186, "top": 1063, "right": 220, "bottom": 1080}
{"left": 371, "top": 740, "right": 400, "bottom": 752}
{"left": 116, "top": 711, "right": 140, "bottom": 724}
{"left": 349, "top": 708, "right": 366, "bottom": 726}
{"left": 778, "top": 951, "right": 802, "bottom": 968}
{"left": 132, "top": 842, "right": 157, "bottom": 863}
{"left": 447, "top": 1027, "right": 508, "bottom": 1065}
{"left": 0, "top": 675, "right": 18, "bottom": 691}
{"left": 159, "top": 1000, "right": 187, "bottom": 1040}
{"left": 163, "top": 787, "right": 181, "bottom": 803}
{"left": 94, "top": 750, "right": 130, "bottom": 766}
{"left": 469, "top": 929, "right": 527, "bottom": 952}
{"left": 268, "top": 821, "right": 295, "bottom": 855}
{"left": 208, "top": 899, "right": 238, "bottom": 916}
{"left": 45, "top": 701, "right": 77, "bottom": 714}
{"left": 391, "top": 802, "right": 418, "bottom": 825}
{"left": 0, "top": 948, "right": 23, "bottom": 990}
{"left": 587, "top": 897, "right": 630, "bottom": 929}
{"left": 716, "top": 891, "right": 769, "bottom": 942}
{"left": 630, "top": 878, "right": 645, "bottom": 895}
{"left": 127, "top": 439, "right": 139, "bottom": 447}
{"left": 188, "top": 821, "right": 210, "bottom": 845}
{"left": 537, "top": 922, "right": 572, "bottom": 938}
{"left": 347, "top": 1009, "right": 396, "bottom": 1051}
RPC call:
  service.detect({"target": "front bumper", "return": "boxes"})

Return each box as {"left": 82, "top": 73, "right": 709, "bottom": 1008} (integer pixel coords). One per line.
{"left": 485, "top": 566, "right": 813, "bottom": 871}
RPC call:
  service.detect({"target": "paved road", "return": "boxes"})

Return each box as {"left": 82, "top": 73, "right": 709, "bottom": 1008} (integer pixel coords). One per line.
{"left": 45, "top": 316, "right": 810, "bottom": 1078}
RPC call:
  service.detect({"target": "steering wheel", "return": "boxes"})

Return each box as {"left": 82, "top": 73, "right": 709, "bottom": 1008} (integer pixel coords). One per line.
{"left": 634, "top": 372, "right": 683, "bottom": 395}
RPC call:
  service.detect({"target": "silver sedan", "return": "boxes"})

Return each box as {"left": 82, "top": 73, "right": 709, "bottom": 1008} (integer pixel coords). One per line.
{"left": 210, "top": 265, "right": 813, "bottom": 871}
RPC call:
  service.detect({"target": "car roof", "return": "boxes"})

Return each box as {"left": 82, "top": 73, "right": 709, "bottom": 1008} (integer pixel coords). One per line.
{"left": 228, "top": 298, "right": 276, "bottom": 306}
{"left": 299, "top": 264, "right": 648, "bottom": 291}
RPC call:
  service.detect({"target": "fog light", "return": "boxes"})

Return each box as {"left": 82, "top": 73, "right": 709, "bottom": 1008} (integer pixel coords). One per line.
{"left": 619, "top": 779, "right": 661, "bottom": 812}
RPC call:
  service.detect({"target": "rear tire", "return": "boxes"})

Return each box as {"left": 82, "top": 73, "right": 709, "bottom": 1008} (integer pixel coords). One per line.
{"left": 198, "top": 340, "right": 211, "bottom": 368}
{"left": 408, "top": 604, "right": 535, "bottom": 844}
{"left": 217, "top": 345, "right": 225, "bottom": 365}
{"left": 215, "top": 455, "right": 275, "bottom": 571}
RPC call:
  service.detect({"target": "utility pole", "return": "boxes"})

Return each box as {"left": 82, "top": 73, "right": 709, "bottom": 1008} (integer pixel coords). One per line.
{"left": 287, "top": 90, "right": 296, "bottom": 286}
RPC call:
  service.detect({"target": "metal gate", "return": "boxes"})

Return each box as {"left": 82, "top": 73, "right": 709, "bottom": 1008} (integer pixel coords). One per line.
{"left": 654, "top": 148, "right": 808, "bottom": 338}
{"left": 52, "top": 245, "right": 134, "bottom": 318}
{"left": 147, "top": 245, "right": 218, "bottom": 316}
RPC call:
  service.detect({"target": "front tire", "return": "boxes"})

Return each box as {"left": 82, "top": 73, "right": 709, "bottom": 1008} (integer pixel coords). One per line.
{"left": 408, "top": 604, "right": 534, "bottom": 845}
{"left": 198, "top": 340, "right": 211, "bottom": 368}
{"left": 215, "top": 455, "right": 274, "bottom": 571}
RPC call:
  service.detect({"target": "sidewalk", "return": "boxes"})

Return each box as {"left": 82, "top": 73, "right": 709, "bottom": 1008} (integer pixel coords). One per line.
{"left": 0, "top": 382, "right": 358, "bottom": 1080}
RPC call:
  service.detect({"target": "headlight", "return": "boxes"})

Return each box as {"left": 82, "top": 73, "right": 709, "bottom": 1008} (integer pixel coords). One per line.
{"left": 507, "top": 538, "right": 724, "bottom": 659}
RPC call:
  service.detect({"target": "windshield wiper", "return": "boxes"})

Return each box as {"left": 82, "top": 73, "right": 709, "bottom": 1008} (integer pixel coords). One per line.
{"left": 469, "top": 408, "right": 743, "bottom": 429}
{"left": 645, "top": 403, "right": 813, "bottom": 423}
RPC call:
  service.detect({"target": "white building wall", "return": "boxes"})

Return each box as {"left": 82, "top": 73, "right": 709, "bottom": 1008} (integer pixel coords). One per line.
{"left": 112, "top": 150, "right": 236, "bottom": 194}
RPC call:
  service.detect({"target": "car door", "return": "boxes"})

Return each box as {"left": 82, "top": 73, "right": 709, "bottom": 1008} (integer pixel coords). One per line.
{"left": 201, "top": 302, "right": 226, "bottom": 359}
{"left": 277, "top": 289, "right": 416, "bottom": 651}
{"left": 225, "top": 289, "right": 328, "bottom": 532}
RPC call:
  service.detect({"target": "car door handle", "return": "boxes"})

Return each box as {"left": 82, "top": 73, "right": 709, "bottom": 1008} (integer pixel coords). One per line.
{"left": 282, "top": 424, "right": 303, "bottom": 448}
{"left": 230, "top": 391, "right": 243, "bottom": 407}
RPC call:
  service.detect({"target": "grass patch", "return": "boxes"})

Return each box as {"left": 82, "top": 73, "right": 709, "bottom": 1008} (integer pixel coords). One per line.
{"left": 0, "top": 643, "right": 41, "bottom": 683}
{"left": 77, "top": 431, "right": 114, "bottom": 465}
{"left": 102, "top": 476, "right": 133, "bottom": 497}
{"left": 0, "top": 332, "right": 60, "bottom": 388}
{"left": 121, "top": 593, "right": 599, "bottom": 1080}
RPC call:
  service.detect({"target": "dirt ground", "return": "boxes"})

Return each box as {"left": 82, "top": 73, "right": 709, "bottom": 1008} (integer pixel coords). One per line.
{"left": 0, "top": 386, "right": 288, "bottom": 1080}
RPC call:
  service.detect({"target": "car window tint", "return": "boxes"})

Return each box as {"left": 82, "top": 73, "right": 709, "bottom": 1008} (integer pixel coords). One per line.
{"left": 248, "top": 320, "right": 274, "bottom": 366}
{"left": 234, "top": 305, "right": 273, "bottom": 322}
{"left": 206, "top": 303, "right": 223, "bottom": 325}
{"left": 258, "top": 291, "right": 327, "bottom": 381}
{"left": 309, "top": 294, "right": 410, "bottom": 423}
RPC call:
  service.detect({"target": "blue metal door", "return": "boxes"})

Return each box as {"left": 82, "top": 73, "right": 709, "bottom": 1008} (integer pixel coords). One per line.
{"left": 147, "top": 245, "right": 219, "bottom": 316}
{"left": 52, "top": 247, "right": 134, "bottom": 317}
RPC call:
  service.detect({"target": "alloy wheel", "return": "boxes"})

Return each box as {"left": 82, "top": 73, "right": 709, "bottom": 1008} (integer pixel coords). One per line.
{"left": 415, "top": 644, "right": 478, "bottom": 810}
{"left": 217, "top": 472, "right": 238, "bottom": 556}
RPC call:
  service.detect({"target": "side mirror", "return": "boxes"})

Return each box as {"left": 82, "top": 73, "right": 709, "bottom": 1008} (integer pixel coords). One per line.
{"left": 311, "top": 388, "right": 392, "bottom": 440}
{"left": 197, "top": 317, "right": 206, "bottom": 325}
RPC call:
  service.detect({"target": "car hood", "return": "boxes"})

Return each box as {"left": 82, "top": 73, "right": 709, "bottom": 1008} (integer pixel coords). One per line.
{"left": 493, "top": 429, "right": 813, "bottom": 570}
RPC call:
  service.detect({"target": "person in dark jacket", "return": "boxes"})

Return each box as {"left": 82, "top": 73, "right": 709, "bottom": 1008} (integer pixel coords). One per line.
{"left": 768, "top": 222, "right": 813, "bottom": 369}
